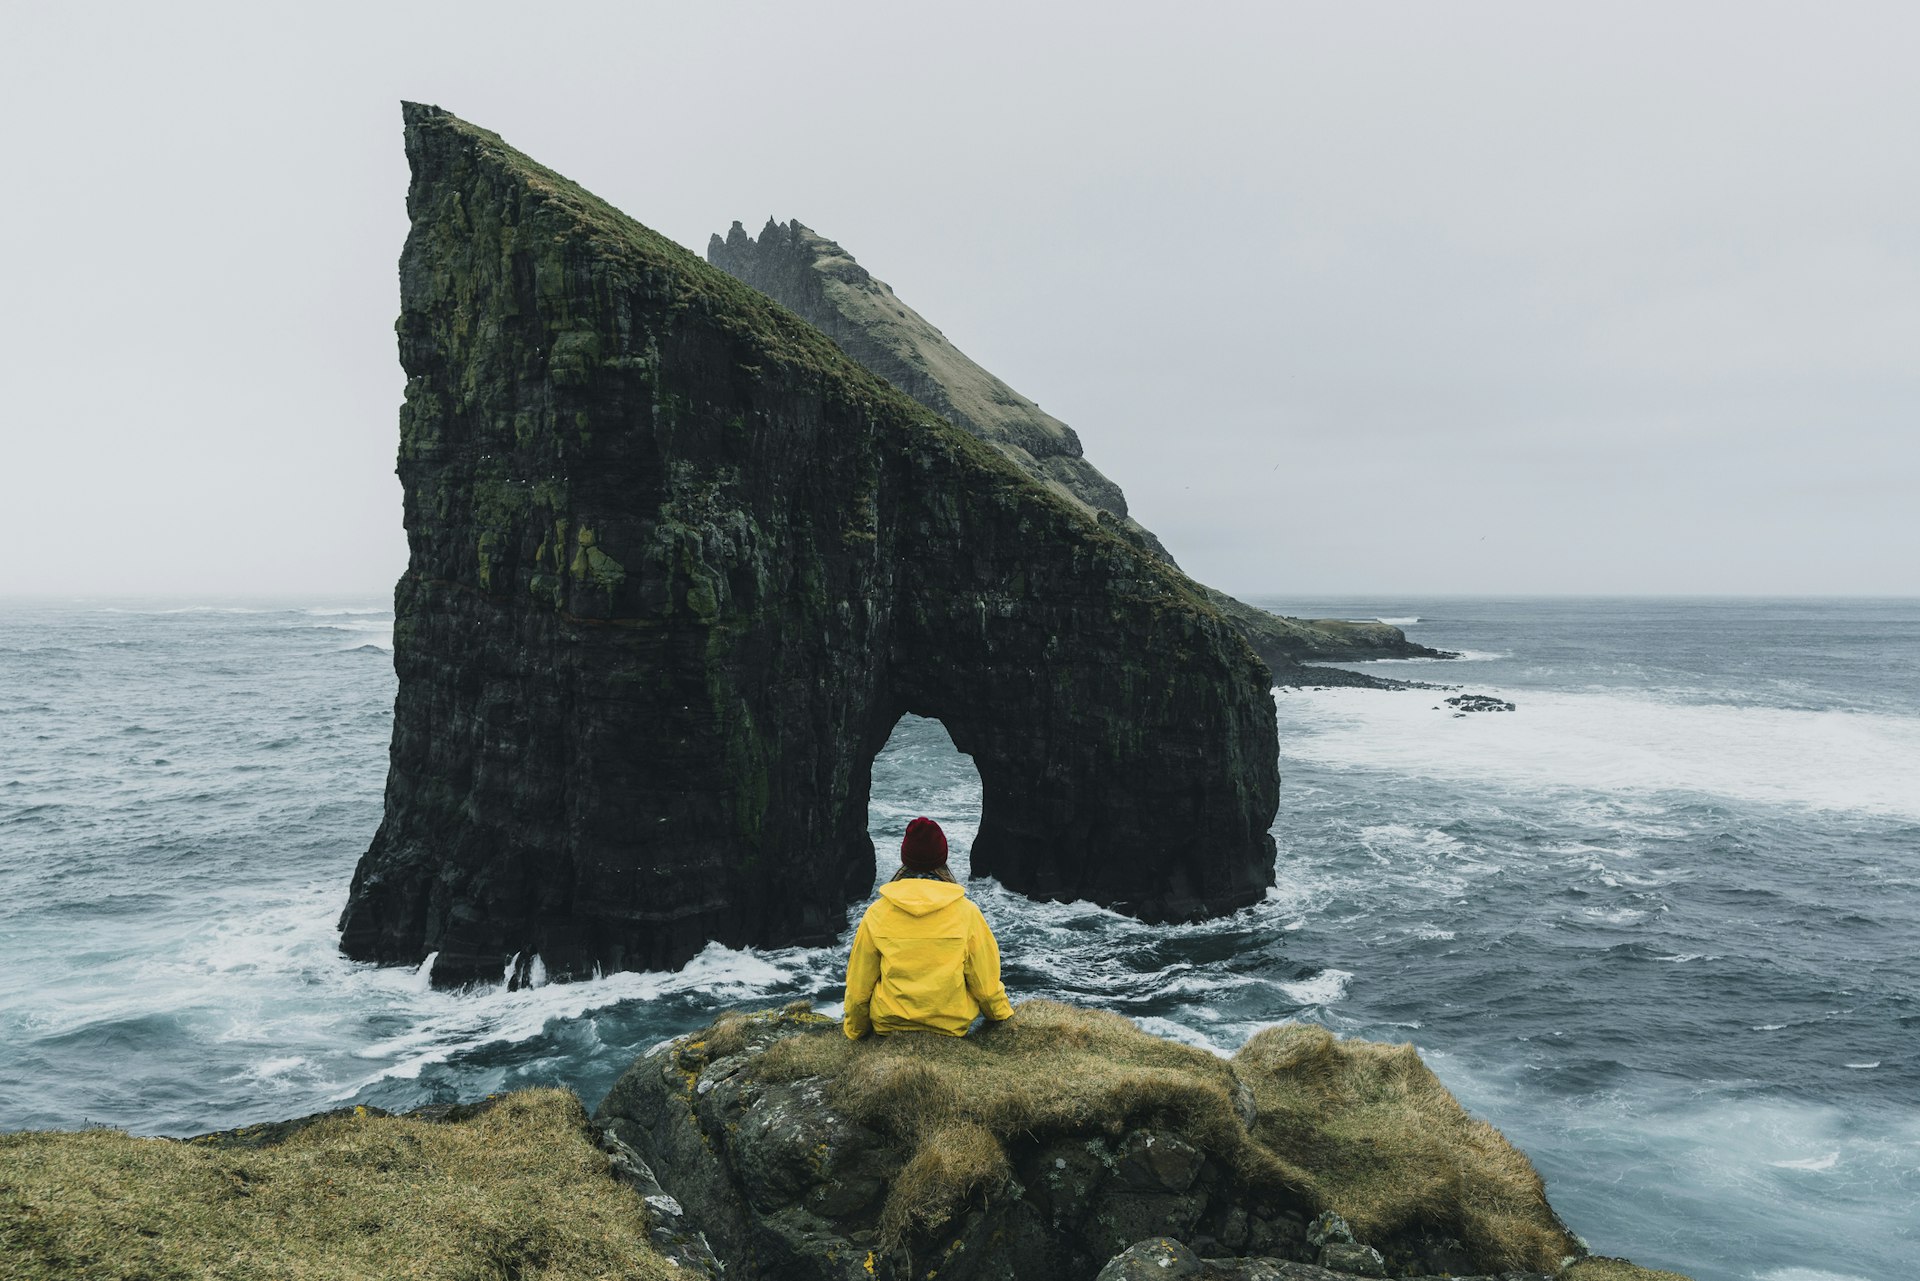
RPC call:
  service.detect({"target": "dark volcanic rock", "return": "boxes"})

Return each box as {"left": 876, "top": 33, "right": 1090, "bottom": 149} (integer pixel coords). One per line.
{"left": 707, "top": 220, "right": 1457, "bottom": 680}
{"left": 1444, "top": 694, "right": 1517, "bottom": 714}
{"left": 1097, "top": 1238, "right": 1206, "bottom": 1279}
{"left": 1096, "top": 1241, "right": 1552, "bottom": 1281}
{"left": 338, "top": 105, "right": 1280, "bottom": 986}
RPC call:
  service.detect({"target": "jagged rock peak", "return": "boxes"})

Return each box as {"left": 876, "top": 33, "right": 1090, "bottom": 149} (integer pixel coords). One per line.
{"left": 338, "top": 104, "right": 1280, "bottom": 986}
{"left": 705, "top": 215, "right": 1130, "bottom": 514}
{"left": 707, "top": 213, "right": 1459, "bottom": 678}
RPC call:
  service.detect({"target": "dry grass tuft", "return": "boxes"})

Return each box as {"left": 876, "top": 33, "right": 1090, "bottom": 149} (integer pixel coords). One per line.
{"left": 1562, "top": 1257, "right": 1694, "bottom": 1281}
{"left": 878, "top": 1121, "right": 1009, "bottom": 1245}
{"left": 1233, "top": 1023, "right": 1577, "bottom": 1273}
{"left": 0, "top": 1088, "right": 674, "bottom": 1281}
{"left": 702, "top": 1009, "right": 756, "bottom": 1061}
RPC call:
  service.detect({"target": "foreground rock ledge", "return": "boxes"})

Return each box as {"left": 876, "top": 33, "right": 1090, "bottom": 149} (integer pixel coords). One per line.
{"left": 0, "top": 1008, "right": 1694, "bottom": 1281}
{"left": 596, "top": 1001, "right": 1691, "bottom": 1281}
{"left": 339, "top": 104, "right": 1279, "bottom": 986}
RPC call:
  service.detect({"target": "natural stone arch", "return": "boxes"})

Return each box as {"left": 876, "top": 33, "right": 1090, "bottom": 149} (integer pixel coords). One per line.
{"left": 338, "top": 105, "right": 1279, "bottom": 987}
{"left": 863, "top": 714, "right": 982, "bottom": 878}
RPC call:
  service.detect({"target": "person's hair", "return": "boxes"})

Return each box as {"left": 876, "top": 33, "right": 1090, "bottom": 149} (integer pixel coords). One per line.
{"left": 890, "top": 864, "right": 958, "bottom": 884}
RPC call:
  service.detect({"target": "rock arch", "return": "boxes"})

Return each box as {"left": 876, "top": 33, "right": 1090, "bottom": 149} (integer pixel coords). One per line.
{"left": 864, "top": 715, "right": 981, "bottom": 875}
{"left": 338, "top": 105, "right": 1279, "bottom": 987}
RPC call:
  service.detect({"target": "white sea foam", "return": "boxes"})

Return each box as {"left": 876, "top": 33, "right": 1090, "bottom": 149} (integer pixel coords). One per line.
{"left": 300, "top": 613, "right": 394, "bottom": 652}
{"left": 97, "top": 876, "right": 824, "bottom": 1103}
{"left": 1278, "top": 969, "right": 1351, "bottom": 1006}
{"left": 1403, "top": 648, "right": 1507, "bottom": 662}
{"left": 1130, "top": 1016, "right": 1233, "bottom": 1056}
{"left": 1431, "top": 1065, "right": 1919, "bottom": 1280}
{"left": 1375, "top": 616, "right": 1421, "bottom": 625}
{"left": 341, "top": 941, "right": 816, "bottom": 1090}
{"left": 1159, "top": 971, "right": 1259, "bottom": 1000}
{"left": 1770, "top": 1151, "right": 1840, "bottom": 1170}
{"left": 1844, "top": 1061, "right": 1880, "bottom": 1069}
{"left": 1582, "top": 906, "right": 1649, "bottom": 926}
{"left": 222, "top": 1055, "right": 314, "bottom": 1084}
{"left": 1279, "top": 685, "right": 1920, "bottom": 820}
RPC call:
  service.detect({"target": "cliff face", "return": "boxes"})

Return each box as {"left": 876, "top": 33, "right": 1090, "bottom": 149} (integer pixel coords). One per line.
{"left": 338, "top": 105, "right": 1280, "bottom": 987}
{"left": 707, "top": 221, "right": 1454, "bottom": 680}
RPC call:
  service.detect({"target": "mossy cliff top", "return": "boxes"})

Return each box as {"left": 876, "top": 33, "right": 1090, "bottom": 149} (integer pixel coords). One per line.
{"left": 0, "top": 1005, "right": 1691, "bottom": 1281}
{"left": 0, "top": 1091, "right": 682, "bottom": 1281}
{"left": 598, "top": 1000, "right": 1698, "bottom": 1281}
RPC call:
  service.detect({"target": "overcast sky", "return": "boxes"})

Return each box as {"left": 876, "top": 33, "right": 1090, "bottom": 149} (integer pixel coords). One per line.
{"left": 2, "top": 1, "right": 1914, "bottom": 599}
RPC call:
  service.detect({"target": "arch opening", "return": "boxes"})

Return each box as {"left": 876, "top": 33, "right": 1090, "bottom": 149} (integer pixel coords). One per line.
{"left": 864, "top": 713, "right": 984, "bottom": 889}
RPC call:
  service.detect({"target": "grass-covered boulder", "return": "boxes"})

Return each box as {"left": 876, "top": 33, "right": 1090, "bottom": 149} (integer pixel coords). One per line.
{"left": 0, "top": 1090, "right": 691, "bottom": 1281}
{"left": 595, "top": 1000, "right": 1596, "bottom": 1281}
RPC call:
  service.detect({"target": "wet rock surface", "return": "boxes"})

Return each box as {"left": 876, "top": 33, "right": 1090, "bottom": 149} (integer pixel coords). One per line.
{"left": 1094, "top": 1237, "right": 1553, "bottom": 1281}
{"left": 1443, "top": 694, "right": 1519, "bottom": 714}
{"left": 339, "top": 105, "right": 1280, "bottom": 985}
{"left": 707, "top": 219, "right": 1457, "bottom": 683}
{"left": 593, "top": 1121, "right": 726, "bottom": 1277}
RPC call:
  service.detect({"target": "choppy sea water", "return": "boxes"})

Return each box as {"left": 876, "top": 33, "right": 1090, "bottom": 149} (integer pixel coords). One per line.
{"left": 2, "top": 596, "right": 1914, "bottom": 1281}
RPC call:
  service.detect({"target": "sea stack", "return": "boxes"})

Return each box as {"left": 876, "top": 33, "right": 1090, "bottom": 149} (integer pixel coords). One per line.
{"left": 338, "top": 105, "right": 1280, "bottom": 987}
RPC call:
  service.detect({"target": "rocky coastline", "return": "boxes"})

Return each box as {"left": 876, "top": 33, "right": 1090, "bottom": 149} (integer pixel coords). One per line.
{"left": 1, "top": 1002, "right": 1688, "bottom": 1281}
{"left": 0, "top": 106, "right": 1615, "bottom": 1281}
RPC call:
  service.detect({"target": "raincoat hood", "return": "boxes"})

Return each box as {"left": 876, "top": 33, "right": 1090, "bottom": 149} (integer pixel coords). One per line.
{"left": 841, "top": 878, "right": 1013, "bottom": 1040}
{"left": 876, "top": 879, "right": 967, "bottom": 917}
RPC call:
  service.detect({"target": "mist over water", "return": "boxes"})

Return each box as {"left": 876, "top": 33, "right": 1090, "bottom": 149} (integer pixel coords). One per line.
{"left": 2, "top": 597, "right": 1914, "bottom": 1281}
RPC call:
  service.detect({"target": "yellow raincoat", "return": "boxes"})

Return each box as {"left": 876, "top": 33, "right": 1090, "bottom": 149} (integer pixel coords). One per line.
{"left": 842, "top": 879, "right": 1013, "bottom": 1039}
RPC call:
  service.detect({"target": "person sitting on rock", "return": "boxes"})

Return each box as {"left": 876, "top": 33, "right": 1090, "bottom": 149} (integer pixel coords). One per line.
{"left": 842, "top": 816, "right": 1014, "bottom": 1040}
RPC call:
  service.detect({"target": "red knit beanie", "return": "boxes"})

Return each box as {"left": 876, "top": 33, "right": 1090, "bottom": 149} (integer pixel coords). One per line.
{"left": 899, "top": 817, "right": 949, "bottom": 872}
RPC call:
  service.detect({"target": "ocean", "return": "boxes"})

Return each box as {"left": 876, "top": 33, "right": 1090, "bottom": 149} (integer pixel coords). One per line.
{"left": 1, "top": 596, "right": 1913, "bottom": 1281}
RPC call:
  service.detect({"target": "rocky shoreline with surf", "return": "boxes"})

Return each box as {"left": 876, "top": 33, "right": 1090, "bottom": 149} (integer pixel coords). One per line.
{"left": 2, "top": 1001, "right": 1687, "bottom": 1281}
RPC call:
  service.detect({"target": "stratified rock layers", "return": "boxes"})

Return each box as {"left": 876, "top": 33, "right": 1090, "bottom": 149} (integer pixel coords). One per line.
{"left": 338, "top": 105, "right": 1280, "bottom": 986}
{"left": 706, "top": 220, "right": 1453, "bottom": 677}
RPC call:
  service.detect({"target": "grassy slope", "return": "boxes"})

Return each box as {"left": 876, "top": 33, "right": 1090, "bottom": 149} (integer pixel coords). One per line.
{"left": 0, "top": 1090, "right": 673, "bottom": 1281}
